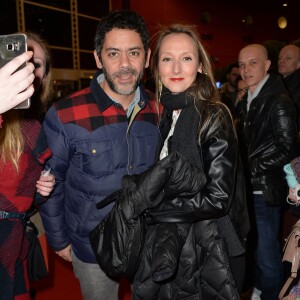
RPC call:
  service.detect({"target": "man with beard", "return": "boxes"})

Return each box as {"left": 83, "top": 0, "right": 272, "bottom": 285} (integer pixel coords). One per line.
{"left": 39, "top": 11, "right": 159, "bottom": 300}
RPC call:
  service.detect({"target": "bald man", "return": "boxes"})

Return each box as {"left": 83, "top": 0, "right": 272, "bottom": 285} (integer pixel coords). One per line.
{"left": 278, "top": 44, "right": 300, "bottom": 130}
{"left": 238, "top": 44, "right": 298, "bottom": 300}
{"left": 278, "top": 44, "right": 300, "bottom": 77}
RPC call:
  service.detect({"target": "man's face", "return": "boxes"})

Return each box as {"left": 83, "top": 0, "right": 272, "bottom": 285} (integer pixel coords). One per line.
{"left": 236, "top": 79, "right": 248, "bottom": 101}
{"left": 227, "top": 67, "right": 239, "bottom": 87}
{"left": 238, "top": 45, "right": 271, "bottom": 93}
{"left": 94, "top": 29, "right": 150, "bottom": 99}
{"left": 278, "top": 45, "right": 300, "bottom": 77}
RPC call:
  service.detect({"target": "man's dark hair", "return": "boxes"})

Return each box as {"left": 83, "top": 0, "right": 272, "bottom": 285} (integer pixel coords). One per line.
{"left": 94, "top": 10, "right": 150, "bottom": 59}
{"left": 227, "top": 62, "right": 239, "bottom": 74}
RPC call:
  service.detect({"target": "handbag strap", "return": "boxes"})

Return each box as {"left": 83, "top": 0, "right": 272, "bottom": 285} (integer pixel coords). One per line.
{"left": 279, "top": 277, "right": 295, "bottom": 300}
{"left": 96, "top": 189, "right": 123, "bottom": 209}
{"left": 279, "top": 234, "right": 300, "bottom": 299}
{"left": 291, "top": 241, "right": 300, "bottom": 275}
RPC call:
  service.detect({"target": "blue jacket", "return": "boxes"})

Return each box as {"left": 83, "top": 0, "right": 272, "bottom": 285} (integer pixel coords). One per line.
{"left": 40, "top": 72, "right": 159, "bottom": 263}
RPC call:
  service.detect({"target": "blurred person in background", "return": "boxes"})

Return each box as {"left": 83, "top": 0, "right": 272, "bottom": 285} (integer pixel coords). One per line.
{"left": 235, "top": 77, "right": 248, "bottom": 105}
{"left": 278, "top": 44, "right": 300, "bottom": 132}
{"left": 220, "top": 62, "right": 240, "bottom": 118}
{"left": 24, "top": 32, "right": 55, "bottom": 288}
{"left": 232, "top": 76, "right": 248, "bottom": 128}
{"left": 25, "top": 31, "right": 53, "bottom": 122}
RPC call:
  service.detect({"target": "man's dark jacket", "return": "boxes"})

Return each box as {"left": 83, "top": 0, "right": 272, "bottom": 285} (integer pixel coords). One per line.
{"left": 283, "top": 68, "right": 300, "bottom": 131}
{"left": 240, "top": 73, "right": 298, "bottom": 205}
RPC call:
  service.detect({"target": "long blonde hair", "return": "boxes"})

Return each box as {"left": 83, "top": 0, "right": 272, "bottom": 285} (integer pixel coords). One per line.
{"left": 0, "top": 110, "right": 23, "bottom": 172}
{"left": 150, "top": 24, "right": 233, "bottom": 141}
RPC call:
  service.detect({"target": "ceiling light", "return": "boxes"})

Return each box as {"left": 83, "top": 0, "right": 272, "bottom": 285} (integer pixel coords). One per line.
{"left": 278, "top": 16, "right": 287, "bottom": 29}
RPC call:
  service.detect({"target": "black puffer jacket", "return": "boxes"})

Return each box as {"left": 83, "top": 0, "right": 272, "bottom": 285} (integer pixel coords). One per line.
{"left": 131, "top": 104, "right": 248, "bottom": 299}
{"left": 91, "top": 153, "right": 243, "bottom": 299}
{"left": 240, "top": 73, "right": 298, "bottom": 205}
{"left": 90, "top": 103, "right": 249, "bottom": 299}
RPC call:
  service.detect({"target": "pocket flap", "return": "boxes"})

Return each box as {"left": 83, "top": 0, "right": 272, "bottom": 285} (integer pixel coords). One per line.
{"left": 76, "top": 141, "right": 112, "bottom": 156}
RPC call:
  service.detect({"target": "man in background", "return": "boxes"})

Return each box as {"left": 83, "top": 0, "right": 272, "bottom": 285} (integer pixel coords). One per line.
{"left": 238, "top": 44, "right": 298, "bottom": 300}
{"left": 220, "top": 62, "right": 240, "bottom": 117}
{"left": 278, "top": 44, "right": 300, "bottom": 131}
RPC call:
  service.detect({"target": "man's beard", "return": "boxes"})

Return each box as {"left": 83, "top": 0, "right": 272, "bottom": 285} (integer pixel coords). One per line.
{"left": 102, "top": 66, "right": 144, "bottom": 96}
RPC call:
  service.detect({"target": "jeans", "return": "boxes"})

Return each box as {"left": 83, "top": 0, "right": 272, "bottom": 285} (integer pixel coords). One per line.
{"left": 253, "top": 194, "right": 283, "bottom": 300}
{"left": 72, "top": 252, "right": 119, "bottom": 300}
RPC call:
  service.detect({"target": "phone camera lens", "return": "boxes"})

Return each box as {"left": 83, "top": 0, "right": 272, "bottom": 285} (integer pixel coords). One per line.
{"left": 7, "top": 44, "right": 14, "bottom": 51}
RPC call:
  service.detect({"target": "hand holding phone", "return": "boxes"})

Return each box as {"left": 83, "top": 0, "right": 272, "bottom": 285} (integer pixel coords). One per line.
{"left": 0, "top": 33, "right": 32, "bottom": 109}
{"left": 41, "top": 167, "right": 52, "bottom": 177}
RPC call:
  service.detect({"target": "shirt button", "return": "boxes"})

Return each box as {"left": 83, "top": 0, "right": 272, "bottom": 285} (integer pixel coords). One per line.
{"left": 129, "top": 164, "right": 134, "bottom": 169}
{"left": 92, "top": 149, "right": 97, "bottom": 154}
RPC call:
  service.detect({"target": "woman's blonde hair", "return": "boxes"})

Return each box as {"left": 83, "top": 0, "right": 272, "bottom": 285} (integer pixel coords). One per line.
{"left": 151, "top": 23, "right": 219, "bottom": 103}
{"left": 150, "top": 23, "right": 233, "bottom": 140}
{"left": 0, "top": 110, "right": 23, "bottom": 172}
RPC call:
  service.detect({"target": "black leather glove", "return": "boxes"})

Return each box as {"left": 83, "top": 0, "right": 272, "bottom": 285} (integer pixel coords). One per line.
{"left": 164, "top": 151, "right": 207, "bottom": 198}
{"left": 120, "top": 152, "right": 207, "bottom": 219}
{"left": 120, "top": 153, "right": 175, "bottom": 219}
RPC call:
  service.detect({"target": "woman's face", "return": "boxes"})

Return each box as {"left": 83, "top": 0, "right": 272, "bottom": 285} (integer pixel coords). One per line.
{"left": 28, "top": 39, "right": 47, "bottom": 91}
{"left": 158, "top": 33, "right": 202, "bottom": 94}
{"left": 236, "top": 79, "right": 248, "bottom": 101}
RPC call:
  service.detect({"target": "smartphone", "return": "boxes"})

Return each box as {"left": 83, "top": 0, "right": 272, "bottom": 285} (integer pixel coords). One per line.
{"left": 0, "top": 33, "right": 31, "bottom": 109}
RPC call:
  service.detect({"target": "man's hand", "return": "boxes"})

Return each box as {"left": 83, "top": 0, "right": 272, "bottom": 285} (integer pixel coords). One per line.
{"left": 55, "top": 245, "right": 72, "bottom": 262}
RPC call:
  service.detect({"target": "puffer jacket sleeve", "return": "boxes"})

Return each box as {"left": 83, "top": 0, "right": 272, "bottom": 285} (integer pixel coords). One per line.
{"left": 39, "top": 106, "right": 74, "bottom": 251}
{"left": 146, "top": 104, "right": 238, "bottom": 223}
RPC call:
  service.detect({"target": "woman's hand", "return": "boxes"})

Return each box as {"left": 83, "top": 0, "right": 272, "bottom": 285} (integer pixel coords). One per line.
{"left": 288, "top": 187, "right": 300, "bottom": 204}
{"left": 0, "top": 51, "right": 35, "bottom": 113}
{"left": 36, "top": 173, "right": 56, "bottom": 196}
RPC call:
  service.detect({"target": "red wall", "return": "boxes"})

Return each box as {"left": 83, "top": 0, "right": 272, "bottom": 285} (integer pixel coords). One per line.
{"left": 112, "top": 0, "right": 300, "bottom": 69}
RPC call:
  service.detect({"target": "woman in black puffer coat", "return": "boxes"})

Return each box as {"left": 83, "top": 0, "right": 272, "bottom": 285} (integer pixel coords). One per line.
{"left": 90, "top": 24, "right": 250, "bottom": 300}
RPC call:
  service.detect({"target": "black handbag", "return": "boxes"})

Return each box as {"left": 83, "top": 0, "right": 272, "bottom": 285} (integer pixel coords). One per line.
{"left": 26, "top": 220, "right": 48, "bottom": 281}
{"left": 89, "top": 190, "right": 145, "bottom": 279}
